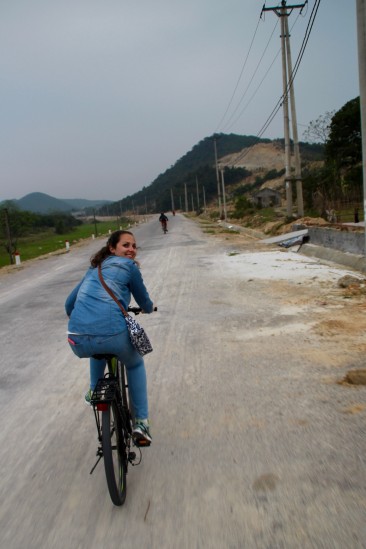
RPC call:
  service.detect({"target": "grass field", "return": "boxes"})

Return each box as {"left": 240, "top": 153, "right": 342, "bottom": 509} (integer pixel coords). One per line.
{"left": 0, "top": 220, "right": 129, "bottom": 268}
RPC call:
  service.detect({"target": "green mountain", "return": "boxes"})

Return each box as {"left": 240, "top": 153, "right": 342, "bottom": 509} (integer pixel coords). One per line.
{"left": 6, "top": 193, "right": 112, "bottom": 214}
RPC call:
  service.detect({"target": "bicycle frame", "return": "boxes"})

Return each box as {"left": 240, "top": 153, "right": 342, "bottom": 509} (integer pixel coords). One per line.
{"left": 89, "top": 357, "right": 141, "bottom": 501}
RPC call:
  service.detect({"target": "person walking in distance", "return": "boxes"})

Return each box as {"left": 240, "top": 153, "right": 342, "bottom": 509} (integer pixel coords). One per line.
{"left": 65, "top": 230, "right": 155, "bottom": 445}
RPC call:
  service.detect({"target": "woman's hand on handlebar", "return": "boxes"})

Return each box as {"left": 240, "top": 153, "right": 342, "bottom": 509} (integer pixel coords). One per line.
{"left": 127, "top": 305, "right": 158, "bottom": 315}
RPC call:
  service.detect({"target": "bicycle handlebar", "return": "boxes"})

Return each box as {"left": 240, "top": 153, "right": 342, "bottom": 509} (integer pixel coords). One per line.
{"left": 127, "top": 306, "right": 158, "bottom": 315}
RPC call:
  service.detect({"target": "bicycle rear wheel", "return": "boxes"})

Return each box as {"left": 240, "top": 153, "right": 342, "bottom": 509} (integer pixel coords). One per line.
{"left": 102, "top": 402, "right": 127, "bottom": 506}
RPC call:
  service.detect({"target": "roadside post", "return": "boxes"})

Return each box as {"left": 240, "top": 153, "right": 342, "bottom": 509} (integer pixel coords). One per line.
{"left": 14, "top": 251, "right": 21, "bottom": 266}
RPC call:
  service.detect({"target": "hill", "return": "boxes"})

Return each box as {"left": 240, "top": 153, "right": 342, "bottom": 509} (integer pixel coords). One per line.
{"left": 16, "top": 193, "right": 71, "bottom": 213}
{"left": 3, "top": 193, "right": 112, "bottom": 214}
{"left": 99, "top": 134, "right": 324, "bottom": 215}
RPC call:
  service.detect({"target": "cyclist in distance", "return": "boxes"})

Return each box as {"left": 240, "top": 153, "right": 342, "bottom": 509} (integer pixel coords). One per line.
{"left": 65, "top": 230, "right": 154, "bottom": 445}
{"left": 159, "top": 212, "right": 168, "bottom": 232}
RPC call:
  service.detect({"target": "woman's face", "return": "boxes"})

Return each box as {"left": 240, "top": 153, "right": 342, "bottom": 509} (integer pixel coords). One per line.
{"left": 110, "top": 233, "right": 137, "bottom": 260}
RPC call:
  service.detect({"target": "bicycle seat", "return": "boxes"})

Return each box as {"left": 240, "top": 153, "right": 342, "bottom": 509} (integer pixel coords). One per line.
{"left": 91, "top": 354, "right": 117, "bottom": 360}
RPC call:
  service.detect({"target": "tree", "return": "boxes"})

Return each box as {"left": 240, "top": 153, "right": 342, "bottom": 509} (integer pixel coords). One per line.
{"left": 325, "top": 97, "right": 361, "bottom": 169}
{"left": 302, "top": 98, "right": 362, "bottom": 213}
{"left": 303, "top": 111, "right": 335, "bottom": 144}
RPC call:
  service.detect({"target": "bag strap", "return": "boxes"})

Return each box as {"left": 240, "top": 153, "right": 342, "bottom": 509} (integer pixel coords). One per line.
{"left": 98, "top": 265, "right": 128, "bottom": 318}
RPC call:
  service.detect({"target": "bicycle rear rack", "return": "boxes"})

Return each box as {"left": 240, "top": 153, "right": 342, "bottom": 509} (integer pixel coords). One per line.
{"left": 91, "top": 376, "right": 119, "bottom": 405}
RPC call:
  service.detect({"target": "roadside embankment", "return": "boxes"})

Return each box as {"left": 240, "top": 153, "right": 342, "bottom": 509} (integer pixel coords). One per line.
{"left": 220, "top": 218, "right": 366, "bottom": 274}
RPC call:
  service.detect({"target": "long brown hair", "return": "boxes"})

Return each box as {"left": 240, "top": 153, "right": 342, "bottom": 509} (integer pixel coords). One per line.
{"left": 90, "top": 230, "right": 134, "bottom": 268}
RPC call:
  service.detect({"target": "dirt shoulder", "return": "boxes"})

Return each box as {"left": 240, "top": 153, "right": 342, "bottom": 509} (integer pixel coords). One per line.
{"left": 196, "top": 215, "right": 366, "bottom": 388}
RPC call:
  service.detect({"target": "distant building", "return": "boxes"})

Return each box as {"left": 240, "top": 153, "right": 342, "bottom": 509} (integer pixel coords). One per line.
{"left": 251, "top": 188, "right": 282, "bottom": 208}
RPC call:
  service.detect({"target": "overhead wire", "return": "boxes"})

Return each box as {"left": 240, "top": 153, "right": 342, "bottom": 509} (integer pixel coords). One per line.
{"left": 214, "top": 14, "right": 263, "bottom": 132}
{"left": 220, "top": 19, "right": 279, "bottom": 132}
{"left": 216, "top": 0, "right": 305, "bottom": 135}
{"left": 225, "top": 12, "right": 301, "bottom": 134}
{"left": 285, "top": 0, "right": 321, "bottom": 95}
{"left": 231, "top": 0, "right": 321, "bottom": 167}
{"left": 259, "top": 0, "right": 320, "bottom": 134}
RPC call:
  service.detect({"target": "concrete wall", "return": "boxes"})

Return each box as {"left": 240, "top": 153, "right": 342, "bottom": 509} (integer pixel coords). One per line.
{"left": 308, "top": 227, "right": 365, "bottom": 255}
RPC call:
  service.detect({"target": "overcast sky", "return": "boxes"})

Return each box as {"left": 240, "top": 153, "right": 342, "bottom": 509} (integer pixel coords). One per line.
{"left": 0, "top": 0, "right": 359, "bottom": 202}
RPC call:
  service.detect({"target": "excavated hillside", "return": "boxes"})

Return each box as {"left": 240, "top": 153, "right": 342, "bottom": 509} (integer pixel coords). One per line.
{"left": 220, "top": 141, "right": 285, "bottom": 171}
{"left": 219, "top": 141, "right": 323, "bottom": 193}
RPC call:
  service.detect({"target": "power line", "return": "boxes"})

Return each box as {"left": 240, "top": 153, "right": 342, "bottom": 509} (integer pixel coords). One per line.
{"left": 214, "top": 14, "right": 263, "bottom": 132}
{"left": 286, "top": 0, "right": 321, "bottom": 93}
{"left": 223, "top": 21, "right": 278, "bottom": 130}
{"left": 219, "top": 5, "right": 304, "bottom": 134}
{"left": 223, "top": 29, "right": 282, "bottom": 132}
{"left": 232, "top": 0, "right": 321, "bottom": 167}
{"left": 224, "top": 12, "right": 302, "bottom": 133}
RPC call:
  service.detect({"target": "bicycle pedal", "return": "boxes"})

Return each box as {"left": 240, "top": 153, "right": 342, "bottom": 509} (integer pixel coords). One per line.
{"left": 134, "top": 440, "right": 151, "bottom": 448}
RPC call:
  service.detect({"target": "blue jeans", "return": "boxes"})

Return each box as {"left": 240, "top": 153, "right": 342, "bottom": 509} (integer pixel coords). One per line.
{"left": 68, "top": 330, "right": 148, "bottom": 419}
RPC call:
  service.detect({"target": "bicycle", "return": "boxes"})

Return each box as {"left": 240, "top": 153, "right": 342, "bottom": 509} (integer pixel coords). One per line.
{"left": 89, "top": 306, "right": 150, "bottom": 506}
{"left": 161, "top": 221, "right": 168, "bottom": 234}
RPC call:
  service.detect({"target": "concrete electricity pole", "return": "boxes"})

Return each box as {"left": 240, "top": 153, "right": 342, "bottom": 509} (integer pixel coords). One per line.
{"left": 262, "top": 0, "right": 306, "bottom": 217}
{"left": 356, "top": 0, "right": 366, "bottom": 254}
{"left": 3, "top": 208, "right": 14, "bottom": 265}
{"left": 196, "top": 176, "right": 200, "bottom": 211}
{"left": 220, "top": 167, "right": 228, "bottom": 222}
{"left": 203, "top": 186, "right": 207, "bottom": 212}
{"left": 285, "top": 15, "right": 304, "bottom": 216}
{"left": 213, "top": 136, "right": 222, "bottom": 218}
{"left": 280, "top": 7, "right": 293, "bottom": 217}
{"left": 184, "top": 183, "right": 188, "bottom": 212}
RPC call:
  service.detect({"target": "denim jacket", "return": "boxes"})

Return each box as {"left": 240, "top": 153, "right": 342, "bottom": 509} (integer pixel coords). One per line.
{"left": 65, "top": 255, "right": 153, "bottom": 336}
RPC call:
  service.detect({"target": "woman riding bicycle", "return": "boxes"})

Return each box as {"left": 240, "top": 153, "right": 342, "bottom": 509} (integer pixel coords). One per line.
{"left": 65, "top": 230, "right": 154, "bottom": 445}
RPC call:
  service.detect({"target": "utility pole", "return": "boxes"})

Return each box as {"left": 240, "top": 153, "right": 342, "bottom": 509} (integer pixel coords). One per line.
{"left": 285, "top": 15, "right": 304, "bottom": 216}
{"left": 4, "top": 208, "right": 14, "bottom": 265}
{"left": 196, "top": 176, "right": 200, "bottom": 211}
{"left": 220, "top": 167, "right": 227, "bottom": 222}
{"left": 213, "top": 136, "right": 222, "bottom": 218}
{"left": 184, "top": 183, "right": 188, "bottom": 212}
{"left": 262, "top": 0, "right": 306, "bottom": 218}
{"left": 280, "top": 6, "right": 293, "bottom": 217}
{"left": 93, "top": 208, "right": 98, "bottom": 237}
{"left": 356, "top": 0, "right": 366, "bottom": 254}
{"left": 170, "top": 188, "right": 175, "bottom": 212}
{"left": 203, "top": 186, "right": 207, "bottom": 212}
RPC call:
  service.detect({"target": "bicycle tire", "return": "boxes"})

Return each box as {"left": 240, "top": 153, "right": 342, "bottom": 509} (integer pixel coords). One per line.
{"left": 120, "top": 363, "right": 135, "bottom": 427}
{"left": 102, "top": 402, "right": 127, "bottom": 506}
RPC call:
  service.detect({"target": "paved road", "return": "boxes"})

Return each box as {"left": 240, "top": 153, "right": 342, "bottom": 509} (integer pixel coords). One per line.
{"left": 0, "top": 214, "right": 365, "bottom": 548}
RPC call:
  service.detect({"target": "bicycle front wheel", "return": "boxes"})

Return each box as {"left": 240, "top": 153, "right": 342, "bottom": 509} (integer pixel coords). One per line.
{"left": 102, "top": 402, "right": 127, "bottom": 506}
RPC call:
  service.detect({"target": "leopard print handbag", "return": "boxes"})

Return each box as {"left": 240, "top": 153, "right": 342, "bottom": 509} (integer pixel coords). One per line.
{"left": 124, "top": 314, "right": 153, "bottom": 356}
